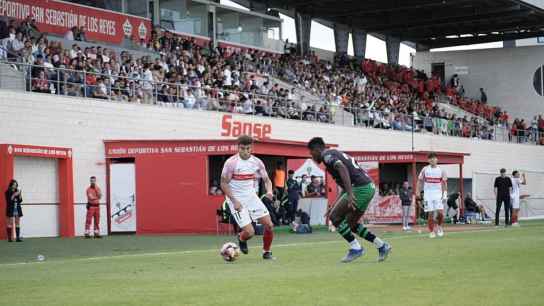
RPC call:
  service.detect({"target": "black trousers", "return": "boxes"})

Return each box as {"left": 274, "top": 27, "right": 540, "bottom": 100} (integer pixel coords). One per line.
{"left": 276, "top": 187, "right": 285, "bottom": 200}
{"left": 288, "top": 196, "right": 299, "bottom": 222}
{"left": 496, "top": 196, "right": 511, "bottom": 226}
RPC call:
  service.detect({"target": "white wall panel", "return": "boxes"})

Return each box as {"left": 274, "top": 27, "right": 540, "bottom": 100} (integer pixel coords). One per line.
{"left": 1, "top": 90, "right": 543, "bottom": 236}
{"left": 14, "top": 156, "right": 58, "bottom": 204}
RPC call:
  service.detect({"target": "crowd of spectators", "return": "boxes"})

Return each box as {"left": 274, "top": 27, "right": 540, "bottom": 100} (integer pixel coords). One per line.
{"left": 511, "top": 115, "right": 544, "bottom": 144}
{"left": 1, "top": 15, "right": 542, "bottom": 144}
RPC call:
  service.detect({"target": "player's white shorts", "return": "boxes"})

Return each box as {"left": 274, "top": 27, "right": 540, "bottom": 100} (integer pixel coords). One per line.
{"left": 511, "top": 196, "right": 520, "bottom": 209}
{"left": 226, "top": 193, "right": 269, "bottom": 227}
{"left": 424, "top": 195, "right": 444, "bottom": 212}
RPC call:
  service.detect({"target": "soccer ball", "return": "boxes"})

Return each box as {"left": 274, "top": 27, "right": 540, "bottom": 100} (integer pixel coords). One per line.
{"left": 220, "top": 242, "right": 241, "bottom": 262}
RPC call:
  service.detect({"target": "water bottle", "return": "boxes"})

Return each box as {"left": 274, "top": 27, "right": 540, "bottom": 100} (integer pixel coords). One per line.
{"left": 50, "top": 83, "right": 56, "bottom": 94}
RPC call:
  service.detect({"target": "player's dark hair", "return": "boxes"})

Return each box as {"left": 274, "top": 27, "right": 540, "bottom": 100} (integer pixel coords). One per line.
{"left": 512, "top": 170, "right": 519, "bottom": 176}
{"left": 427, "top": 152, "right": 437, "bottom": 159}
{"left": 8, "top": 179, "right": 17, "bottom": 189}
{"left": 500, "top": 168, "right": 506, "bottom": 173}
{"left": 90, "top": 176, "right": 96, "bottom": 179}
{"left": 288, "top": 170, "right": 294, "bottom": 175}
{"left": 237, "top": 135, "right": 253, "bottom": 146}
{"left": 308, "top": 137, "right": 325, "bottom": 150}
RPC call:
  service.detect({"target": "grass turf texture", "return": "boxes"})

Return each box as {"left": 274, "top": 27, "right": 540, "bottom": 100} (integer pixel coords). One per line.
{"left": 1, "top": 222, "right": 543, "bottom": 306}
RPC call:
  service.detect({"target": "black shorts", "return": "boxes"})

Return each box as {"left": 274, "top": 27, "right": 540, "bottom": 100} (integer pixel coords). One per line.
{"left": 6, "top": 204, "right": 23, "bottom": 217}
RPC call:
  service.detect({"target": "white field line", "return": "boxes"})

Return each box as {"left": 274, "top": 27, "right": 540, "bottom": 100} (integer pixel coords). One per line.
{"left": 0, "top": 225, "right": 540, "bottom": 267}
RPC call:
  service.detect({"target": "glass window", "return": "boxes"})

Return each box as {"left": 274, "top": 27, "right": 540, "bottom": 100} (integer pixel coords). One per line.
{"left": 103, "top": 0, "right": 123, "bottom": 12}
{"left": 216, "top": 7, "right": 283, "bottom": 52}
{"left": 160, "top": 0, "right": 208, "bottom": 37}
{"left": 127, "top": 0, "right": 150, "bottom": 18}
{"left": 64, "top": 0, "right": 123, "bottom": 13}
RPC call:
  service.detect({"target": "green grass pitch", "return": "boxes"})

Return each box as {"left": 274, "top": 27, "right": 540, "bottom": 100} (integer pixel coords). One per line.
{"left": 1, "top": 221, "right": 544, "bottom": 306}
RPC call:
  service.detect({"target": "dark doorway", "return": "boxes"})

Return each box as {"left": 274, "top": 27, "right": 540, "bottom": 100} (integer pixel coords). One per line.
{"left": 431, "top": 62, "right": 445, "bottom": 88}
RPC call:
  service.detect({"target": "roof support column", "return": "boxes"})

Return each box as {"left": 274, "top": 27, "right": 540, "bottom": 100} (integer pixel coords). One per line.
{"left": 386, "top": 35, "right": 401, "bottom": 65}
{"left": 334, "top": 23, "right": 350, "bottom": 55}
{"left": 295, "top": 10, "right": 312, "bottom": 56}
{"left": 352, "top": 28, "right": 367, "bottom": 59}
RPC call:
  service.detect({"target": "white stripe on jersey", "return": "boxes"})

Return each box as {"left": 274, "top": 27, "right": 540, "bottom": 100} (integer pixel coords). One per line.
{"left": 419, "top": 165, "right": 447, "bottom": 196}
{"left": 221, "top": 154, "right": 267, "bottom": 198}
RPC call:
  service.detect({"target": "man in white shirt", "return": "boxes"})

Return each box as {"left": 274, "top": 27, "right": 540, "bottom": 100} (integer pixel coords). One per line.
{"left": 417, "top": 152, "right": 448, "bottom": 238}
{"left": 220, "top": 135, "right": 275, "bottom": 260}
{"left": 141, "top": 64, "right": 154, "bottom": 104}
{"left": 223, "top": 65, "right": 232, "bottom": 87}
{"left": 184, "top": 89, "right": 196, "bottom": 109}
{"left": 510, "top": 171, "right": 527, "bottom": 226}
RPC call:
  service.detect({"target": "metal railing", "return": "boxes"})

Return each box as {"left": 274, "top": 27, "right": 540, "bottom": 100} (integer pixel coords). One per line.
{"left": 0, "top": 60, "right": 542, "bottom": 146}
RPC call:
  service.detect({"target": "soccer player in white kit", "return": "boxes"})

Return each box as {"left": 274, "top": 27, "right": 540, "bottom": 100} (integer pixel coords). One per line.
{"left": 510, "top": 171, "right": 527, "bottom": 227}
{"left": 417, "top": 152, "right": 448, "bottom": 238}
{"left": 220, "top": 135, "right": 276, "bottom": 260}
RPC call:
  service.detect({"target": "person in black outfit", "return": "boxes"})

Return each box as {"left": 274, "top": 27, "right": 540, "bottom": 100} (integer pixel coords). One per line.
{"left": 5, "top": 179, "right": 23, "bottom": 242}
{"left": 446, "top": 192, "right": 459, "bottom": 224}
{"left": 399, "top": 181, "right": 413, "bottom": 230}
{"left": 218, "top": 200, "right": 239, "bottom": 234}
{"left": 480, "top": 88, "right": 488, "bottom": 104}
{"left": 494, "top": 168, "right": 513, "bottom": 226}
{"left": 464, "top": 193, "right": 489, "bottom": 221}
{"left": 286, "top": 170, "right": 302, "bottom": 222}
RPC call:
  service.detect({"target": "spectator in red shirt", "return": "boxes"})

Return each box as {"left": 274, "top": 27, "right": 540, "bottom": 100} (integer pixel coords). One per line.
{"left": 32, "top": 70, "right": 49, "bottom": 93}
{"left": 85, "top": 176, "right": 102, "bottom": 238}
{"left": 511, "top": 119, "right": 519, "bottom": 142}
{"left": 538, "top": 115, "right": 544, "bottom": 134}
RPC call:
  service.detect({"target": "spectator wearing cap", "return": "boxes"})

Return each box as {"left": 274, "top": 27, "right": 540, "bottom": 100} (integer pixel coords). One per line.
{"left": 494, "top": 168, "right": 512, "bottom": 227}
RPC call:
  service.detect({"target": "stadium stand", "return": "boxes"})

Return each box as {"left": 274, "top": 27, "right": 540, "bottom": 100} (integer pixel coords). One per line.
{"left": 0, "top": 16, "right": 541, "bottom": 145}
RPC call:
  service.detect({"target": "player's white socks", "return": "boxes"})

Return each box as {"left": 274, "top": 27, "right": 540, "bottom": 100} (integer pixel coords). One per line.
{"left": 349, "top": 239, "right": 362, "bottom": 250}
{"left": 373, "top": 237, "right": 385, "bottom": 249}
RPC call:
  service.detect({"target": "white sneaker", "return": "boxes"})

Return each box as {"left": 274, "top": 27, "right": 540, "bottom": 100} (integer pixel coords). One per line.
{"left": 429, "top": 232, "right": 436, "bottom": 239}
{"left": 437, "top": 227, "right": 444, "bottom": 237}
{"left": 512, "top": 223, "right": 520, "bottom": 227}
{"left": 406, "top": 226, "right": 412, "bottom": 231}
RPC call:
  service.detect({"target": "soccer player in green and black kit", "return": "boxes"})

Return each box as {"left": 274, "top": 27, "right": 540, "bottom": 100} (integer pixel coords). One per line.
{"left": 308, "top": 137, "right": 392, "bottom": 263}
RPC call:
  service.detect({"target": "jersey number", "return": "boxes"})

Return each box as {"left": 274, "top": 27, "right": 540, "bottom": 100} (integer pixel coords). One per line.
{"left": 342, "top": 153, "right": 361, "bottom": 170}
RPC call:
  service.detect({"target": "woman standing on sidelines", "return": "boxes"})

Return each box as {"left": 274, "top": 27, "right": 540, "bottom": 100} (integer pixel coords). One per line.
{"left": 5, "top": 179, "right": 23, "bottom": 242}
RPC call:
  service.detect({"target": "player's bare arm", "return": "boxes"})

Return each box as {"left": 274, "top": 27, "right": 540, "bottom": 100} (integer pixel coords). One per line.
{"left": 441, "top": 171, "right": 448, "bottom": 200}
{"left": 416, "top": 172, "right": 423, "bottom": 197}
{"left": 262, "top": 173, "right": 274, "bottom": 199}
{"left": 220, "top": 174, "right": 242, "bottom": 211}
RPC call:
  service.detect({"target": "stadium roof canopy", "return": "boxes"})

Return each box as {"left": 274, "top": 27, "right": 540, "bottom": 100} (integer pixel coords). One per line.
{"left": 251, "top": 0, "right": 544, "bottom": 49}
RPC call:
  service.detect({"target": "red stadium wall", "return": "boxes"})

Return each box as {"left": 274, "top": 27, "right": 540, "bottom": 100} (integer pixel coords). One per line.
{"left": 0, "top": 144, "right": 75, "bottom": 240}
{"left": 105, "top": 139, "right": 313, "bottom": 234}
{"left": 135, "top": 155, "right": 220, "bottom": 234}
{"left": 0, "top": 0, "right": 152, "bottom": 44}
